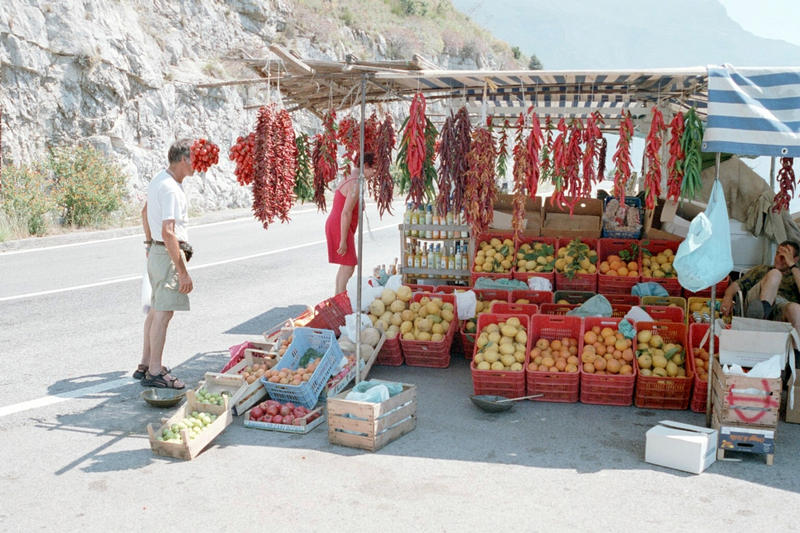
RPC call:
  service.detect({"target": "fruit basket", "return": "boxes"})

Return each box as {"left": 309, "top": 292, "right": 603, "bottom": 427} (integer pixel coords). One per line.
{"left": 553, "top": 290, "right": 595, "bottom": 304}
{"left": 459, "top": 289, "right": 511, "bottom": 360}
{"left": 510, "top": 290, "right": 553, "bottom": 305}
{"left": 597, "top": 238, "right": 641, "bottom": 294}
{"left": 687, "top": 297, "right": 723, "bottom": 324}
{"left": 243, "top": 400, "right": 325, "bottom": 434}
{"left": 640, "top": 240, "right": 682, "bottom": 296}
{"left": 489, "top": 302, "right": 539, "bottom": 317}
{"left": 526, "top": 314, "right": 583, "bottom": 402}
{"left": 604, "top": 294, "right": 640, "bottom": 306}
{"left": 401, "top": 293, "right": 458, "bottom": 368}
{"left": 471, "top": 232, "right": 516, "bottom": 285}
{"left": 641, "top": 296, "right": 687, "bottom": 319}
{"left": 261, "top": 327, "right": 344, "bottom": 409}
{"left": 579, "top": 317, "right": 636, "bottom": 406}
{"left": 554, "top": 238, "right": 598, "bottom": 292}
{"left": 375, "top": 335, "right": 403, "bottom": 366}
{"left": 641, "top": 305, "right": 685, "bottom": 324}
{"left": 470, "top": 313, "right": 531, "bottom": 398}
{"left": 539, "top": 302, "right": 577, "bottom": 315}
{"left": 512, "top": 236, "right": 557, "bottom": 287}
{"left": 610, "top": 304, "right": 633, "bottom": 318}
{"left": 683, "top": 276, "right": 730, "bottom": 299}
{"left": 633, "top": 321, "right": 692, "bottom": 410}
{"left": 305, "top": 291, "right": 352, "bottom": 334}
{"left": 688, "top": 323, "right": 716, "bottom": 413}
{"left": 224, "top": 351, "right": 280, "bottom": 416}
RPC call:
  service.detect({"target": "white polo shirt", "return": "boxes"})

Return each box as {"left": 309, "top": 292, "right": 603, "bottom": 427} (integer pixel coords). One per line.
{"left": 147, "top": 169, "right": 188, "bottom": 242}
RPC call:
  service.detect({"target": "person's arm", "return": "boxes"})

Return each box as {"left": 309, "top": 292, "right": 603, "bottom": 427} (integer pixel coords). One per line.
{"left": 337, "top": 182, "right": 358, "bottom": 256}
{"left": 790, "top": 263, "right": 800, "bottom": 293}
{"left": 142, "top": 203, "right": 152, "bottom": 254}
{"left": 720, "top": 280, "right": 740, "bottom": 316}
{"left": 162, "top": 219, "right": 193, "bottom": 294}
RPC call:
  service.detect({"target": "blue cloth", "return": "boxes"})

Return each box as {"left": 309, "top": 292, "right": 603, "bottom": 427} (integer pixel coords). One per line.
{"left": 632, "top": 282, "right": 669, "bottom": 297}
{"left": 566, "top": 294, "right": 612, "bottom": 317}
{"left": 474, "top": 277, "right": 528, "bottom": 290}
{"left": 618, "top": 319, "right": 636, "bottom": 339}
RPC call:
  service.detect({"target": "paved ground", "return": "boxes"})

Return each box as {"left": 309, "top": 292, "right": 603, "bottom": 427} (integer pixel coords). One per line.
{"left": 1, "top": 201, "right": 799, "bottom": 532}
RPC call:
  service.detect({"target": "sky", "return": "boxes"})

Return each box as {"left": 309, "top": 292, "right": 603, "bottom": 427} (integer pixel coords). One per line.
{"left": 719, "top": 0, "right": 800, "bottom": 48}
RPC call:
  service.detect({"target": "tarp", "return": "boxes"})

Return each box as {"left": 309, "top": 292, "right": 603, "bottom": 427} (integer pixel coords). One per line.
{"left": 703, "top": 65, "right": 800, "bottom": 157}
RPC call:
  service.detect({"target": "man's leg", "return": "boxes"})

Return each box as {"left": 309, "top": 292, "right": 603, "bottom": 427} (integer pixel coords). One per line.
{"left": 336, "top": 265, "right": 355, "bottom": 295}
{"left": 758, "top": 268, "right": 783, "bottom": 304}
{"left": 147, "top": 310, "right": 173, "bottom": 375}
{"left": 140, "top": 308, "right": 155, "bottom": 367}
{"left": 779, "top": 302, "right": 800, "bottom": 332}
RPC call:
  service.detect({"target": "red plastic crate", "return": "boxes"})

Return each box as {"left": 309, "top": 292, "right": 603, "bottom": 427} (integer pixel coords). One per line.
{"left": 555, "top": 238, "right": 598, "bottom": 292}
{"left": 540, "top": 303, "right": 577, "bottom": 315}
{"left": 490, "top": 302, "right": 539, "bottom": 317}
{"left": 510, "top": 290, "right": 553, "bottom": 305}
{"left": 642, "top": 305, "right": 685, "bottom": 324}
{"left": 527, "top": 315, "right": 582, "bottom": 402}
{"left": 597, "top": 238, "right": 641, "bottom": 294}
{"left": 470, "top": 313, "right": 531, "bottom": 397}
{"left": 633, "top": 321, "right": 692, "bottom": 410}
{"left": 683, "top": 276, "right": 731, "bottom": 299}
{"left": 512, "top": 236, "right": 557, "bottom": 287}
{"left": 429, "top": 285, "right": 459, "bottom": 294}
{"left": 603, "top": 293, "right": 641, "bottom": 306}
{"left": 553, "top": 290, "right": 595, "bottom": 304}
{"left": 401, "top": 293, "right": 458, "bottom": 368}
{"left": 580, "top": 317, "right": 637, "bottom": 406}
{"left": 611, "top": 304, "right": 632, "bottom": 318}
{"left": 640, "top": 239, "right": 682, "bottom": 296}
{"left": 459, "top": 289, "right": 513, "bottom": 360}
{"left": 375, "top": 336, "right": 403, "bottom": 366}
{"left": 460, "top": 328, "right": 476, "bottom": 360}
{"left": 471, "top": 272, "right": 513, "bottom": 286}
{"left": 305, "top": 292, "right": 352, "bottom": 334}
{"left": 688, "top": 322, "right": 718, "bottom": 413}
{"left": 406, "top": 283, "right": 435, "bottom": 293}
{"left": 472, "top": 232, "right": 516, "bottom": 284}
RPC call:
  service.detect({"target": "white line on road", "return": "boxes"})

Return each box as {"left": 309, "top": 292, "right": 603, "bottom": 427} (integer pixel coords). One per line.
{"left": 0, "top": 223, "right": 396, "bottom": 302}
{"left": 0, "top": 378, "right": 138, "bottom": 418}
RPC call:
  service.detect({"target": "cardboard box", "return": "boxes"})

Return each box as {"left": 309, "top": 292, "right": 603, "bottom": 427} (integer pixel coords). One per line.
{"left": 645, "top": 420, "right": 717, "bottom": 474}
{"left": 718, "top": 425, "right": 775, "bottom": 455}
{"left": 540, "top": 196, "right": 602, "bottom": 239}
{"left": 719, "top": 317, "right": 798, "bottom": 368}
{"left": 785, "top": 380, "right": 800, "bottom": 424}
{"left": 490, "top": 194, "right": 542, "bottom": 234}
{"left": 711, "top": 358, "right": 781, "bottom": 428}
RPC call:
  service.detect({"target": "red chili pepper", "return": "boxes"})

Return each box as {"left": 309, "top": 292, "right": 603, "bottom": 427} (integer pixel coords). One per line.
{"left": 464, "top": 127, "right": 497, "bottom": 235}
{"left": 772, "top": 158, "right": 796, "bottom": 212}
{"left": 666, "top": 112, "right": 685, "bottom": 202}
{"left": 644, "top": 107, "right": 667, "bottom": 210}
{"left": 612, "top": 111, "right": 634, "bottom": 199}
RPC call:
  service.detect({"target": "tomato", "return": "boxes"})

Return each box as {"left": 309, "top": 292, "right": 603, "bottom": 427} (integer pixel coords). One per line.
{"left": 271, "top": 415, "right": 283, "bottom": 424}
{"left": 266, "top": 405, "right": 279, "bottom": 416}
{"left": 250, "top": 407, "right": 264, "bottom": 419}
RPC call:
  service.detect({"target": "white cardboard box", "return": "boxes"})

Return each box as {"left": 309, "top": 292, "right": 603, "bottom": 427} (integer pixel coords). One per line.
{"left": 645, "top": 421, "right": 717, "bottom": 474}
{"left": 719, "top": 317, "right": 798, "bottom": 368}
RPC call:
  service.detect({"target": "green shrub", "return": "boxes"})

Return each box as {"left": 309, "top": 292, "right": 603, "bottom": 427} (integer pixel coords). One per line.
{"left": 49, "top": 146, "right": 127, "bottom": 227}
{"left": 0, "top": 162, "right": 55, "bottom": 237}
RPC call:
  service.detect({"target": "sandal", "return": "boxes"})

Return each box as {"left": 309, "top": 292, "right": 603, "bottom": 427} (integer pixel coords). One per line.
{"left": 142, "top": 370, "right": 185, "bottom": 390}
{"left": 133, "top": 365, "right": 171, "bottom": 380}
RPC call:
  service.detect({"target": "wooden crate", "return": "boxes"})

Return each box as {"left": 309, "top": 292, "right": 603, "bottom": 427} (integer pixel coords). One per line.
{"left": 327, "top": 383, "right": 417, "bottom": 452}
{"left": 224, "top": 352, "right": 280, "bottom": 416}
{"left": 147, "top": 390, "right": 233, "bottom": 461}
{"left": 196, "top": 372, "right": 247, "bottom": 404}
{"left": 711, "top": 359, "right": 781, "bottom": 428}
{"left": 333, "top": 329, "right": 386, "bottom": 394}
{"left": 243, "top": 405, "right": 325, "bottom": 434}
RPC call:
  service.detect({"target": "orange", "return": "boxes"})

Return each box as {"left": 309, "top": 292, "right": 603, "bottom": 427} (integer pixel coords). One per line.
{"left": 594, "top": 357, "right": 607, "bottom": 371}
{"left": 599, "top": 262, "right": 610, "bottom": 274}
{"left": 592, "top": 326, "right": 601, "bottom": 335}
{"left": 607, "top": 359, "right": 621, "bottom": 374}
{"left": 628, "top": 270, "right": 639, "bottom": 277}
{"left": 550, "top": 339, "right": 562, "bottom": 351}
{"left": 583, "top": 362, "right": 595, "bottom": 373}
{"left": 607, "top": 255, "right": 621, "bottom": 264}
{"left": 622, "top": 348, "right": 634, "bottom": 361}
{"left": 619, "top": 364, "right": 633, "bottom": 375}
{"left": 617, "top": 266, "right": 629, "bottom": 276}
{"left": 628, "top": 261, "right": 638, "bottom": 271}
{"left": 600, "top": 327, "right": 615, "bottom": 338}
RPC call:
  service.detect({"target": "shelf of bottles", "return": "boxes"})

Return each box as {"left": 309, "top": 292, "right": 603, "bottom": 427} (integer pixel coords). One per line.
{"left": 399, "top": 202, "right": 473, "bottom": 285}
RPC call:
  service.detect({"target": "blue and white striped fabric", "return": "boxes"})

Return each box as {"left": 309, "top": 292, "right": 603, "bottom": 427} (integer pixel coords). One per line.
{"left": 704, "top": 65, "right": 800, "bottom": 157}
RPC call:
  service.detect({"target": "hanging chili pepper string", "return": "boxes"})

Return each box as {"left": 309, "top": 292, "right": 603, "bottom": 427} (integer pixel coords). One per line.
{"left": 680, "top": 108, "right": 703, "bottom": 201}
{"left": 402, "top": 92, "right": 428, "bottom": 205}
{"left": 581, "top": 111, "right": 605, "bottom": 197}
{"left": 612, "top": 110, "right": 634, "bottom": 199}
{"left": 562, "top": 120, "right": 584, "bottom": 215}
{"left": 374, "top": 115, "right": 396, "bottom": 217}
{"left": 496, "top": 119, "right": 509, "bottom": 181}
{"left": 436, "top": 112, "right": 456, "bottom": 216}
{"left": 230, "top": 132, "right": 256, "bottom": 186}
{"left": 311, "top": 108, "right": 338, "bottom": 212}
{"left": 450, "top": 106, "right": 472, "bottom": 215}
{"left": 644, "top": 107, "right": 667, "bottom": 210}
{"left": 772, "top": 157, "right": 795, "bottom": 212}
{"left": 549, "top": 118, "right": 568, "bottom": 208}
{"left": 666, "top": 112, "right": 685, "bottom": 202}
{"left": 464, "top": 127, "right": 497, "bottom": 236}
{"left": 511, "top": 112, "right": 530, "bottom": 239}
{"left": 293, "top": 133, "right": 313, "bottom": 203}
{"left": 525, "top": 109, "right": 543, "bottom": 199}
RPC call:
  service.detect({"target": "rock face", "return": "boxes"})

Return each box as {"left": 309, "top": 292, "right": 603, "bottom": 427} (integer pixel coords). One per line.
{"left": 0, "top": 0, "right": 514, "bottom": 212}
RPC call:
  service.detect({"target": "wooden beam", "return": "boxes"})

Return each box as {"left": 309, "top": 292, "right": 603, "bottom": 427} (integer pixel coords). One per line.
{"left": 268, "top": 44, "right": 314, "bottom": 75}
{"left": 195, "top": 77, "right": 272, "bottom": 88}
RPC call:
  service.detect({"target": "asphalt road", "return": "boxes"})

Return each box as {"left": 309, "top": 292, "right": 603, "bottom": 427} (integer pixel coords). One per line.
{"left": 1, "top": 201, "right": 799, "bottom": 532}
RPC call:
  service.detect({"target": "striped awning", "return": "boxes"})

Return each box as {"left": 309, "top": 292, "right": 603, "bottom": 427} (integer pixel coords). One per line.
{"left": 703, "top": 65, "right": 800, "bottom": 157}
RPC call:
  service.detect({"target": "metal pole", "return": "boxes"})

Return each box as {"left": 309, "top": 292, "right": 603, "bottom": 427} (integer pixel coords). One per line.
{"left": 705, "top": 151, "right": 721, "bottom": 426}
{"left": 765, "top": 157, "right": 777, "bottom": 264}
{"left": 355, "top": 74, "right": 367, "bottom": 385}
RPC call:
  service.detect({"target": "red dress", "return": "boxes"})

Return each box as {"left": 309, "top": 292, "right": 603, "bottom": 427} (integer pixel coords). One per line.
{"left": 325, "top": 180, "right": 359, "bottom": 266}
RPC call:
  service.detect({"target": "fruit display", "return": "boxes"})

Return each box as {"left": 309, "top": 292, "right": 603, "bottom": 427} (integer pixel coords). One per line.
{"left": 635, "top": 329, "right": 687, "bottom": 377}
{"left": 528, "top": 337, "right": 580, "bottom": 373}
{"left": 581, "top": 325, "right": 634, "bottom": 375}
{"left": 248, "top": 399, "right": 320, "bottom": 426}
{"left": 642, "top": 247, "right": 676, "bottom": 278}
{"left": 693, "top": 346, "right": 710, "bottom": 381}
{"left": 262, "top": 349, "right": 323, "bottom": 385}
{"left": 515, "top": 242, "right": 555, "bottom": 273}
{"left": 366, "top": 286, "right": 413, "bottom": 340}
{"left": 238, "top": 359, "right": 279, "bottom": 384}
{"left": 555, "top": 239, "right": 598, "bottom": 277}
{"left": 472, "top": 317, "right": 528, "bottom": 371}
{"left": 338, "top": 327, "right": 383, "bottom": 362}
{"left": 599, "top": 242, "right": 640, "bottom": 278}
{"left": 195, "top": 388, "right": 229, "bottom": 406}
{"left": 400, "top": 295, "right": 455, "bottom": 342}
{"left": 157, "top": 411, "right": 218, "bottom": 442}
{"left": 473, "top": 237, "right": 515, "bottom": 274}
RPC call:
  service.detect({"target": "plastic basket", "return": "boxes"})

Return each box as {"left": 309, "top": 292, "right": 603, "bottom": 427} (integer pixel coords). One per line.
{"left": 472, "top": 232, "right": 516, "bottom": 282}
{"left": 375, "top": 336, "right": 403, "bottom": 366}
{"left": 611, "top": 304, "right": 632, "bottom": 318}
{"left": 490, "top": 302, "right": 539, "bottom": 317}
{"left": 511, "top": 290, "right": 553, "bottom": 305}
{"left": 429, "top": 285, "right": 459, "bottom": 294}
{"left": 460, "top": 289, "right": 512, "bottom": 360}
{"left": 305, "top": 292, "right": 352, "bottom": 334}
{"left": 470, "top": 313, "right": 531, "bottom": 397}
{"left": 688, "top": 323, "right": 717, "bottom": 413}
{"left": 400, "top": 293, "right": 458, "bottom": 368}
{"left": 597, "top": 238, "right": 641, "bottom": 294}
{"left": 555, "top": 238, "right": 598, "bottom": 292}
{"left": 406, "top": 283, "right": 435, "bottom": 293}
{"left": 604, "top": 293, "right": 640, "bottom": 306}
{"left": 642, "top": 305, "right": 685, "bottom": 324}
{"left": 687, "top": 297, "right": 722, "bottom": 324}
{"left": 640, "top": 240, "right": 682, "bottom": 296}
{"left": 527, "top": 315, "right": 582, "bottom": 402}
{"left": 641, "top": 296, "right": 687, "bottom": 319}
{"left": 683, "top": 276, "right": 730, "bottom": 299}
{"left": 601, "top": 196, "right": 643, "bottom": 239}
{"left": 553, "top": 290, "right": 595, "bottom": 304}
{"left": 580, "top": 317, "right": 637, "bottom": 406}
{"left": 540, "top": 303, "right": 577, "bottom": 315}
{"left": 261, "top": 328, "right": 344, "bottom": 409}
{"left": 633, "top": 321, "right": 692, "bottom": 410}
{"left": 512, "top": 236, "right": 557, "bottom": 287}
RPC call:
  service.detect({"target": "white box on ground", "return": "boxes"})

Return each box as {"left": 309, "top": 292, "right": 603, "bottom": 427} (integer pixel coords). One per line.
{"left": 645, "top": 421, "right": 717, "bottom": 474}
{"left": 719, "top": 317, "right": 798, "bottom": 368}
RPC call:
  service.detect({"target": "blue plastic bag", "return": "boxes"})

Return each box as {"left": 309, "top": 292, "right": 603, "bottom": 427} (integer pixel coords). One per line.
{"left": 632, "top": 282, "right": 669, "bottom": 297}
{"left": 673, "top": 180, "right": 734, "bottom": 292}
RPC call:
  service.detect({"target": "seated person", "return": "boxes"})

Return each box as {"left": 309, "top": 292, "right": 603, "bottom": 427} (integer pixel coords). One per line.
{"left": 721, "top": 241, "right": 800, "bottom": 332}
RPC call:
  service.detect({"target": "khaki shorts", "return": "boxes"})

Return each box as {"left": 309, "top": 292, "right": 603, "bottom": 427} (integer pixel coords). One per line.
{"left": 148, "top": 245, "right": 190, "bottom": 311}
{"left": 744, "top": 279, "right": 788, "bottom": 321}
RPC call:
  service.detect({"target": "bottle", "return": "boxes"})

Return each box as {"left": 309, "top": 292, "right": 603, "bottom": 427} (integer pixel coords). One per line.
{"left": 448, "top": 243, "right": 456, "bottom": 272}
{"left": 455, "top": 242, "right": 463, "bottom": 272}
{"left": 428, "top": 243, "right": 435, "bottom": 273}
{"left": 406, "top": 243, "right": 414, "bottom": 269}
{"left": 414, "top": 243, "right": 421, "bottom": 269}
{"left": 434, "top": 244, "right": 441, "bottom": 270}
{"left": 403, "top": 203, "right": 411, "bottom": 235}
{"left": 432, "top": 205, "right": 439, "bottom": 239}
{"left": 425, "top": 204, "right": 433, "bottom": 238}
{"left": 420, "top": 243, "right": 428, "bottom": 270}
{"left": 446, "top": 210, "right": 454, "bottom": 238}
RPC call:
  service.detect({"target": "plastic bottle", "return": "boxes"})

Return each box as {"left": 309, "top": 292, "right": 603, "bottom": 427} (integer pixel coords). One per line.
{"left": 455, "top": 242, "right": 463, "bottom": 272}
{"left": 403, "top": 203, "right": 411, "bottom": 236}
{"left": 425, "top": 204, "right": 433, "bottom": 238}
{"left": 428, "top": 243, "right": 435, "bottom": 273}
{"left": 448, "top": 244, "right": 455, "bottom": 272}
{"left": 406, "top": 242, "right": 414, "bottom": 269}
{"left": 446, "top": 210, "right": 454, "bottom": 238}
{"left": 414, "top": 243, "right": 421, "bottom": 269}
{"left": 420, "top": 243, "right": 428, "bottom": 270}
{"left": 432, "top": 205, "right": 439, "bottom": 239}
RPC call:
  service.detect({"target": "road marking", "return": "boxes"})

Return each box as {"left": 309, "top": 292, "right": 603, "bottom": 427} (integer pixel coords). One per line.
{"left": 0, "top": 223, "right": 397, "bottom": 302}
{"left": 0, "top": 378, "right": 137, "bottom": 418}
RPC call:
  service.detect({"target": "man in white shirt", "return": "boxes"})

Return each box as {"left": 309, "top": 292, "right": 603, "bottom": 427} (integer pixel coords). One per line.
{"left": 135, "top": 139, "right": 194, "bottom": 389}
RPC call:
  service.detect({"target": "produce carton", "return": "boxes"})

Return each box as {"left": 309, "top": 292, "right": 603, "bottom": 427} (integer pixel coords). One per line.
{"left": 540, "top": 197, "right": 602, "bottom": 239}
{"left": 491, "top": 193, "right": 542, "bottom": 234}
{"left": 243, "top": 404, "right": 325, "bottom": 434}
{"left": 224, "top": 352, "right": 280, "bottom": 416}
{"left": 719, "top": 317, "right": 799, "bottom": 368}
{"left": 195, "top": 372, "right": 248, "bottom": 411}
{"left": 645, "top": 420, "right": 717, "bottom": 474}
{"left": 711, "top": 358, "right": 782, "bottom": 428}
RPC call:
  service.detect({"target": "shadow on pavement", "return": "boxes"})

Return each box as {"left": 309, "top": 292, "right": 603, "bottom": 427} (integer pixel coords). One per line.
{"left": 224, "top": 305, "right": 309, "bottom": 336}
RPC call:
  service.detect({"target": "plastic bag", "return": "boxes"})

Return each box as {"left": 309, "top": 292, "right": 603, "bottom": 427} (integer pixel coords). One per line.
{"left": 566, "top": 294, "right": 612, "bottom": 317}
{"left": 674, "top": 180, "right": 734, "bottom": 292}
{"left": 346, "top": 384, "right": 390, "bottom": 403}
{"left": 346, "top": 276, "right": 384, "bottom": 312}
{"left": 455, "top": 290, "right": 477, "bottom": 319}
{"left": 341, "top": 312, "right": 373, "bottom": 344}
{"left": 632, "top": 282, "right": 668, "bottom": 297}
{"left": 385, "top": 274, "right": 404, "bottom": 291}
{"left": 527, "top": 276, "right": 552, "bottom": 291}
{"left": 624, "top": 306, "right": 654, "bottom": 324}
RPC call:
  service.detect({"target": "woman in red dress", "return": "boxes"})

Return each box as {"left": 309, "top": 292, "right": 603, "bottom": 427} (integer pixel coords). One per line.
{"left": 326, "top": 153, "right": 376, "bottom": 295}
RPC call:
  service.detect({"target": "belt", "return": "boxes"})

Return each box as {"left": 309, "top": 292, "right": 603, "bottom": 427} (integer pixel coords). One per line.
{"left": 152, "top": 240, "right": 166, "bottom": 245}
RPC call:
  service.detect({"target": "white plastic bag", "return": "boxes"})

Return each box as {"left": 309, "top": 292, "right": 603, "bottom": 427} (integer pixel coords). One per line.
{"left": 674, "top": 180, "right": 734, "bottom": 292}
{"left": 141, "top": 262, "right": 151, "bottom": 314}
{"left": 342, "top": 312, "right": 373, "bottom": 343}
{"left": 455, "top": 290, "right": 477, "bottom": 319}
{"left": 527, "top": 276, "right": 552, "bottom": 291}
{"left": 385, "top": 274, "right": 404, "bottom": 291}
{"left": 624, "top": 306, "right": 654, "bottom": 324}
{"left": 346, "top": 276, "right": 384, "bottom": 312}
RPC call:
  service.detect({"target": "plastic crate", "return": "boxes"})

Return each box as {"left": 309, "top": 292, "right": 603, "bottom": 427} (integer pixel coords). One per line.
{"left": 375, "top": 336, "right": 403, "bottom": 366}
{"left": 512, "top": 236, "right": 557, "bottom": 287}
{"left": 555, "top": 238, "right": 598, "bottom": 292}
{"left": 305, "top": 292, "right": 352, "bottom": 334}
{"left": 688, "top": 323, "right": 717, "bottom": 413}
{"left": 641, "top": 296, "right": 687, "bottom": 319}
{"left": 640, "top": 240, "right": 682, "bottom": 296}
{"left": 553, "top": 290, "right": 595, "bottom": 304}
{"left": 511, "top": 290, "right": 553, "bottom": 305}
{"left": 429, "top": 285, "right": 459, "bottom": 294}
{"left": 580, "top": 317, "right": 636, "bottom": 406}
{"left": 406, "top": 283, "right": 435, "bottom": 293}
{"left": 597, "top": 238, "right": 642, "bottom": 294}
{"left": 687, "top": 297, "right": 722, "bottom": 324}
{"left": 683, "top": 276, "right": 730, "bottom": 299}
{"left": 261, "top": 328, "right": 344, "bottom": 409}
{"left": 642, "top": 305, "right": 685, "bottom": 324}
{"left": 472, "top": 232, "right": 516, "bottom": 282}
{"left": 490, "top": 302, "right": 539, "bottom": 317}
{"left": 460, "top": 289, "right": 512, "bottom": 360}
{"left": 610, "top": 304, "right": 632, "bottom": 318}
{"left": 527, "top": 315, "right": 582, "bottom": 402}
{"left": 470, "top": 313, "right": 531, "bottom": 397}
{"left": 633, "top": 321, "right": 692, "bottom": 410}
{"left": 540, "top": 303, "right": 577, "bottom": 315}
{"left": 400, "top": 293, "right": 458, "bottom": 368}
{"left": 602, "top": 196, "right": 643, "bottom": 239}
{"left": 604, "top": 294, "right": 640, "bottom": 306}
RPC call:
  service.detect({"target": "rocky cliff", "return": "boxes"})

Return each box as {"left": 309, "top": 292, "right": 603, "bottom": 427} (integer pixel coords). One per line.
{"left": 0, "top": 0, "right": 521, "bottom": 213}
